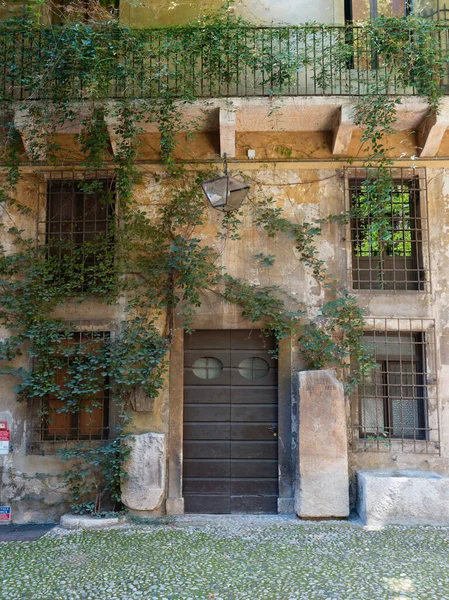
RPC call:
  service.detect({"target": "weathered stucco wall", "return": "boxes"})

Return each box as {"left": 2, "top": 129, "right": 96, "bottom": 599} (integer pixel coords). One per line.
{"left": 119, "top": 0, "right": 344, "bottom": 27}
{"left": 2, "top": 152, "right": 449, "bottom": 522}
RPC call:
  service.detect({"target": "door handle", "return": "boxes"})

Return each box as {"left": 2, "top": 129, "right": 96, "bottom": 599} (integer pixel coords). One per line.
{"left": 269, "top": 424, "right": 278, "bottom": 437}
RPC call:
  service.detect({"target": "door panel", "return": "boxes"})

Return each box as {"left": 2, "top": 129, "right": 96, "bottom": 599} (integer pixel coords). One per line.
{"left": 185, "top": 387, "right": 231, "bottom": 404}
{"left": 183, "top": 330, "right": 279, "bottom": 514}
{"left": 231, "top": 404, "right": 278, "bottom": 422}
{"left": 231, "top": 495, "right": 278, "bottom": 513}
{"left": 231, "top": 459, "right": 278, "bottom": 478}
{"left": 184, "top": 405, "right": 231, "bottom": 422}
{"left": 231, "top": 387, "right": 277, "bottom": 404}
{"left": 184, "top": 441, "right": 230, "bottom": 459}
{"left": 186, "top": 495, "right": 231, "bottom": 514}
{"left": 184, "top": 423, "right": 231, "bottom": 440}
{"left": 231, "top": 441, "right": 278, "bottom": 459}
{"left": 183, "top": 459, "right": 231, "bottom": 478}
{"left": 231, "top": 423, "right": 276, "bottom": 440}
{"left": 183, "top": 479, "right": 230, "bottom": 494}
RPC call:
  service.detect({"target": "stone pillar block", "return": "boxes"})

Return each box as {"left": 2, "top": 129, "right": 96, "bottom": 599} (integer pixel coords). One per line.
{"left": 121, "top": 432, "right": 166, "bottom": 511}
{"left": 295, "top": 370, "right": 349, "bottom": 518}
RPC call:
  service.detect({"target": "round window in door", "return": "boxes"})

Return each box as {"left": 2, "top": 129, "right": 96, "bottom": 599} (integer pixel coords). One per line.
{"left": 192, "top": 357, "right": 223, "bottom": 380}
{"left": 238, "top": 357, "right": 270, "bottom": 380}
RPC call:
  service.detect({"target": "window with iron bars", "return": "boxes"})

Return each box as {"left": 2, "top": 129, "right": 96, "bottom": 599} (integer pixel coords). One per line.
{"left": 352, "top": 319, "right": 439, "bottom": 454}
{"left": 28, "top": 330, "right": 113, "bottom": 453}
{"left": 348, "top": 168, "right": 429, "bottom": 292}
{"left": 38, "top": 171, "right": 116, "bottom": 292}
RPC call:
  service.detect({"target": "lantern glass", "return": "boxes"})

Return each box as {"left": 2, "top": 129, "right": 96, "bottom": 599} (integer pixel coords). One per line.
{"left": 201, "top": 175, "right": 250, "bottom": 211}
{"left": 201, "top": 176, "right": 228, "bottom": 209}
{"left": 226, "top": 177, "right": 250, "bottom": 211}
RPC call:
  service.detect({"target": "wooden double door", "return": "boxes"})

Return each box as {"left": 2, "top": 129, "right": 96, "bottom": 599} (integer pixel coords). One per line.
{"left": 183, "top": 330, "right": 279, "bottom": 514}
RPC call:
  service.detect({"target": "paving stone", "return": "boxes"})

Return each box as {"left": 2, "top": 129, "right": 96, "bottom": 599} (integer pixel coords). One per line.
{"left": 1, "top": 516, "right": 449, "bottom": 599}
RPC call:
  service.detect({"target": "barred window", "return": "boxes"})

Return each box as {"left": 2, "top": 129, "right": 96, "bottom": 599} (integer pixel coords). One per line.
{"left": 40, "top": 172, "right": 115, "bottom": 291}
{"left": 29, "top": 331, "right": 112, "bottom": 451}
{"left": 349, "top": 169, "right": 428, "bottom": 291}
{"left": 353, "top": 319, "right": 439, "bottom": 454}
{"left": 360, "top": 331, "right": 426, "bottom": 439}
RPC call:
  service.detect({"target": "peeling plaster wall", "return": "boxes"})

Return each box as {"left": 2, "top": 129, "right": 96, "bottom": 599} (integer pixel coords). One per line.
{"left": 3, "top": 163, "right": 449, "bottom": 521}
{"left": 0, "top": 0, "right": 344, "bottom": 26}
{"left": 119, "top": 0, "right": 344, "bottom": 28}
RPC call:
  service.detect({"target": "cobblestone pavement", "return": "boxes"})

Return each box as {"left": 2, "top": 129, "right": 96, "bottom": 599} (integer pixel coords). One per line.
{"left": 1, "top": 515, "right": 449, "bottom": 600}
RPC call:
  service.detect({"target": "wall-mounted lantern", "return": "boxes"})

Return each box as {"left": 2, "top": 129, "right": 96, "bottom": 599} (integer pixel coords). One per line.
{"left": 201, "top": 154, "right": 250, "bottom": 211}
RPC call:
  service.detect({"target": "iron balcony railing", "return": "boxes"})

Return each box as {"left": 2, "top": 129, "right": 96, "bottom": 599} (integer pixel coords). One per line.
{"left": 0, "top": 22, "right": 448, "bottom": 100}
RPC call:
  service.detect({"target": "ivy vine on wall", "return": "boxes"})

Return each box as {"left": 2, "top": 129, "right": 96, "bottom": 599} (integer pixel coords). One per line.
{"left": 0, "top": 3, "right": 445, "bottom": 512}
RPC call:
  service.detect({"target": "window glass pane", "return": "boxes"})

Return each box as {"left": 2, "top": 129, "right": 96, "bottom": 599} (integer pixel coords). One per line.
{"left": 79, "top": 397, "right": 105, "bottom": 438}
{"left": 238, "top": 357, "right": 270, "bottom": 380}
{"left": 363, "top": 332, "right": 420, "bottom": 361}
{"left": 360, "top": 363, "right": 386, "bottom": 435}
{"left": 192, "top": 357, "right": 223, "bottom": 380}
{"left": 46, "top": 397, "right": 72, "bottom": 438}
{"left": 388, "top": 362, "right": 421, "bottom": 437}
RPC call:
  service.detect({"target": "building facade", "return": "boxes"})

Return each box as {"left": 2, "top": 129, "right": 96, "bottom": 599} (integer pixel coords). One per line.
{"left": 2, "top": 0, "right": 449, "bottom": 523}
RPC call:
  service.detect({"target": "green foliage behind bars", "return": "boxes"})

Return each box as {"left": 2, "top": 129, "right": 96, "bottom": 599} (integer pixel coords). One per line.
{"left": 0, "top": 3, "right": 446, "bottom": 511}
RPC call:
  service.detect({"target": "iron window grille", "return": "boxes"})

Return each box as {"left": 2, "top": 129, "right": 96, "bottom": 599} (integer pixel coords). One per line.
{"left": 352, "top": 318, "right": 439, "bottom": 454}
{"left": 38, "top": 171, "right": 116, "bottom": 292}
{"left": 28, "top": 329, "right": 115, "bottom": 454}
{"left": 347, "top": 168, "right": 430, "bottom": 292}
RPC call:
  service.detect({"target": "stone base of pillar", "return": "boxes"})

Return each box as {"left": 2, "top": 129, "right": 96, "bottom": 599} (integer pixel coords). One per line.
{"left": 166, "top": 497, "right": 185, "bottom": 515}
{"left": 277, "top": 497, "right": 295, "bottom": 514}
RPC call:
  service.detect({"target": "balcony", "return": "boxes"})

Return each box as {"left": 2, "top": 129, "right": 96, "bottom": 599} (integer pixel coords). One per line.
{"left": 1, "top": 20, "right": 449, "bottom": 101}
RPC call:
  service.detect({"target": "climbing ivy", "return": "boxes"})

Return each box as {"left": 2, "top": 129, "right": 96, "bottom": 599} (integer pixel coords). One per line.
{"left": 0, "top": 3, "right": 446, "bottom": 512}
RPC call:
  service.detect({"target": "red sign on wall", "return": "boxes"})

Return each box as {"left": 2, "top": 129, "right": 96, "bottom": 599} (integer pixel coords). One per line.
{"left": 0, "top": 506, "right": 11, "bottom": 522}
{"left": 0, "top": 424, "right": 10, "bottom": 455}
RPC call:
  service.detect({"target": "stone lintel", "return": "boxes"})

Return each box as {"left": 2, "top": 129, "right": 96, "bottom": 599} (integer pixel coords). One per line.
{"left": 332, "top": 105, "right": 356, "bottom": 156}
{"left": 295, "top": 369, "right": 349, "bottom": 519}
{"left": 219, "top": 107, "right": 236, "bottom": 158}
{"left": 418, "top": 99, "right": 449, "bottom": 157}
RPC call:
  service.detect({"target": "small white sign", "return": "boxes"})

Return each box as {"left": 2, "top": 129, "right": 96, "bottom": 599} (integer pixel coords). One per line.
{"left": 0, "top": 440, "right": 9, "bottom": 455}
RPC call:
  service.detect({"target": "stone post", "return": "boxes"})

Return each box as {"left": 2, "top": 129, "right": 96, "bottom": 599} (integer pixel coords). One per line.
{"left": 121, "top": 432, "right": 166, "bottom": 511}
{"left": 295, "top": 370, "right": 349, "bottom": 518}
